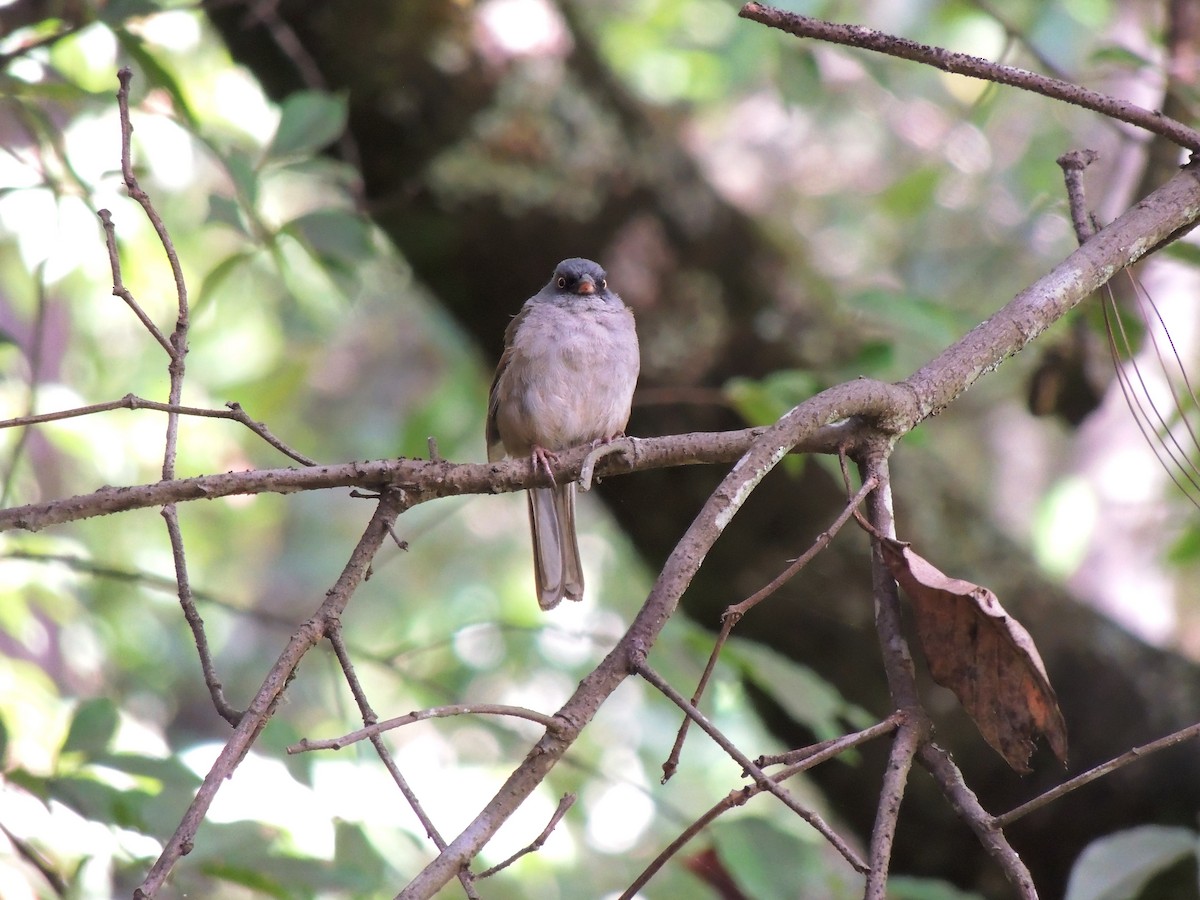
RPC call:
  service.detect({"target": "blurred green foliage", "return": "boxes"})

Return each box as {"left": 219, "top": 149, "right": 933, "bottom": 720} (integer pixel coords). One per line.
{"left": 0, "top": 0, "right": 1196, "bottom": 897}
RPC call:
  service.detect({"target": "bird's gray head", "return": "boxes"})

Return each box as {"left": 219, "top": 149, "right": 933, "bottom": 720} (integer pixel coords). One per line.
{"left": 546, "top": 258, "right": 612, "bottom": 300}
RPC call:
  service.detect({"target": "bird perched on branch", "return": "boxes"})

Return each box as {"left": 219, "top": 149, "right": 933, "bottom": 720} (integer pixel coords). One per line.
{"left": 487, "top": 258, "right": 640, "bottom": 609}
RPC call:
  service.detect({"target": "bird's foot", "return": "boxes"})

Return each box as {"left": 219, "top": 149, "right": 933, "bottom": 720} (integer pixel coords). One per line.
{"left": 531, "top": 445, "right": 559, "bottom": 484}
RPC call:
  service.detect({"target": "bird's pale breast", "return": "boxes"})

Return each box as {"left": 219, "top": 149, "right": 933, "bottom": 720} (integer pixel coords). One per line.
{"left": 496, "top": 297, "right": 639, "bottom": 454}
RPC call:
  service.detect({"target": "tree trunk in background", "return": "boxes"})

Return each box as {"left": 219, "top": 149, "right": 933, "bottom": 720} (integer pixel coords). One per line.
{"left": 208, "top": 2, "right": 1200, "bottom": 895}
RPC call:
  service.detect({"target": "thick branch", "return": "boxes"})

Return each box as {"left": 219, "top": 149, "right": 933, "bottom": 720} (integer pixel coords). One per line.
{"left": 0, "top": 421, "right": 874, "bottom": 533}
{"left": 10, "top": 167, "right": 1199, "bottom": 538}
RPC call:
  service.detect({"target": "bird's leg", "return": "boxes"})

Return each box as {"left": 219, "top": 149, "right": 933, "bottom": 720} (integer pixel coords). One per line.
{"left": 531, "top": 445, "right": 559, "bottom": 484}
{"left": 579, "top": 433, "right": 632, "bottom": 492}
{"left": 591, "top": 431, "right": 626, "bottom": 448}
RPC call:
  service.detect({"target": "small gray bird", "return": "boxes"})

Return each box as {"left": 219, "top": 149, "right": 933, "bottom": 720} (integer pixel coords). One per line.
{"left": 487, "top": 258, "right": 640, "bottom": 609}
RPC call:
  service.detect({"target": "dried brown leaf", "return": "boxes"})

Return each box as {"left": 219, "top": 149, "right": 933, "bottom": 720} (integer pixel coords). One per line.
{"left": 881, "top": 539, "right": 1068, "bottom": 773}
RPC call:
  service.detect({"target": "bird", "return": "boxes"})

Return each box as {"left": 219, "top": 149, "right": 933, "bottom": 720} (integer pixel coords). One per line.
{"left": 487, "top": 258, "right": 640, "bottom": 610}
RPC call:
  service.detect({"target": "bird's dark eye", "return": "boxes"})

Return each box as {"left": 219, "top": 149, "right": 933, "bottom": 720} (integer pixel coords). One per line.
{"left": 600, "top": 279, "right": 607, "bottom": 289}
{"left": 556, "top": 276, "right": 567, "bottom": 289}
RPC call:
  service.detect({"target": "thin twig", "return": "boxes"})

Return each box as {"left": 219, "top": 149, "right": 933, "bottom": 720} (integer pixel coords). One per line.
{"left": 865, "top": 718, "right": 922, "bottom": 899}
{"left": 857, "top": 452, "right": 926, "bottom": 897}
{"left": 0, "top": 394, "right": 315, "bottom": 466}
{"left": 96, "top": 210, "right": 174, "bottom": 356}
{"left": 634, "top": 655, "right": 868, "bottom": 874}
{"left": 662, "top": 473, "right": 878, "bottom": 782}
{"left": 0, "top": 821, "right": 67, "bottom": 897}
{"left": 1057, "top": 149, "right": 1101, "bottom": 244}
{"left": 326, "top": 624, "right": 481, "bottom": 900}
{"left": 163, "top": 504, "right": 242, "bottom": 725}
{"left": 110, "top": 68, "right": 237, "bottom": 734}
{"left": 626, "top": 714, "right": 901, "bottom": 898}
{"left": 739, "top": 3, "right": 1200, "bottom": 151}
{"left": 476, "top": 793, "right": 576, "bottom": 878}
{"left": 997, "top": 719, "right": 1200, "bottom": 828}
{"left": 289, "top": 703, "right": 561, "bottom": 753}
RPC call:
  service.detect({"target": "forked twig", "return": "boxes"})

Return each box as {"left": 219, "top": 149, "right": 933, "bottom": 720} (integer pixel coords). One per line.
{"left": 326, "top": 624, "right": 482, "bottom": 900}
{"left": 0, "top": 394, "right": 315, "bottom": 465}
{"left": 919, "top": 743, "right": 1037, "bottom": 898}
{"left": 476, "top": 793, "right": 576, "bottom": 878}
{"left": 135, "top": 491, "right": 407, "bottom": 898}
{"left": 634, "top": 654, "right": 868, "bottom": 874}
{"left": 626, "top": 714, "right": 902, "bottom": 898}
{"left": 661, "top": 472, "right": 878, "bottom": 781}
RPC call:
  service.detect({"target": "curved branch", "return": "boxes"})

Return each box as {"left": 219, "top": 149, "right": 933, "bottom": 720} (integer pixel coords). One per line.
{"left": 740, "top": 3, "right": 1200, "bottom": 152}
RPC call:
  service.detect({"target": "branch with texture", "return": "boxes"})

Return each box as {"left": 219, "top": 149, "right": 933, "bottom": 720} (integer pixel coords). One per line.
{"left": 6, "top": 165, "right": 1197, "bottom": 539}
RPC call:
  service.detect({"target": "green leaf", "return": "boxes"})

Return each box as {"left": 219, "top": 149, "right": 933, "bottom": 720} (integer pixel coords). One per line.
{"left": 61, "top": 697, "right": 118, "bottom": 758}
{"left": 724, "top": 369, "right": 821, "bottom": 427}
{"left": 94, "top": 751, "right": 202, "bottom": 788}
{"left": 224, "top": 149, "right": 260, "bottom": 209}
{"left": 114, "top": 27, "right": 198, "bottom": 128}
{"left": 206, "top": 193, "right": 246, "bottom": 234}
{"left": 331, "top": 821, "right": 388, "bottom": 890}
{"left": 847, "top": 289, "right": 963, "bottom": 349}
{"left": 266, "top": 91, "right": 348, "bottom": 160}
{"left": 1163, "top": 241, "right": 1200, "bottom": 268}
{"left": 98, "top": 0, "right": 164, "bottom": 26}
{"left": 888, "top": 875, "right": 985, "bottom": 899}
{"left": 710, "top": 818, "right": 826, "bottom": 900}
{"left": 46, "top": 774, "right": 153, "bottom": 829}
{"left": 1089, "top": 44, "right": 1155, "bottom": 71}
{"left": 880, "top": 166, "right": 941, "bottom": 217}
{"left": 1168, "top": 525, "right": 1200, "bottom": 565}
{"left": 197, "top": 250, "right": 254, "bottom": 311}
{"left": 199, "top": 862, "right": 291, "bottom": 899}
{"left": 1065, "top": 825, "right": 1198, "bottom": 900}
{"left": 283, "top": 209, "right": 373, "bottom": 269}
{"left": 726, "top": 637, "right": 871, "bottom": 741}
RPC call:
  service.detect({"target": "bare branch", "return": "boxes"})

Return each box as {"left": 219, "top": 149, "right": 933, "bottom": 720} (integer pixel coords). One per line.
{"left": 0, "top": 421, "right": 874, "bottom": 533}
{"left": 662, "top": 471, "right": 878, "bottom": 782}
{"left": 997, "top": 719, "right": 1200, "bottom": 828}
{"left": 134, "top": 490, "right": 407, "bottom": 899}
{"left": 1057, "top": 149, "right": 1102, "bottom": 244}
{"left": 289, "top": 703, "right": 561, "bottom": 753}
{"left": 627, "top": 716, "right": 902, "bottom": 898}
{"left": 739, "top": 3, "right": 1200, "bottom": 151}
{"left": 919, "top": 743, "right": 1037, "bottom": 898}
{"left": 163, "top": 504, "right": 242, "bottom": 726}
{"left": 476, "top": 793, "right": 576, "bottom": 878}
{"left": 857, "top": 453, "right": 926, "bottom": 896}
{"left": 114, "top": 67, "right": 190, "bottom": 354}
{"left": 96, "top": 209, "right": 174, "bottom": 356}
{"left": 634, "top": 657, "right": 867, "bottom": 874}
{"left": 0, "top": 394, "right": 316, "bottom": 466}
{"left": 326, "top": 623, "right": 481, "bottom": 900}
